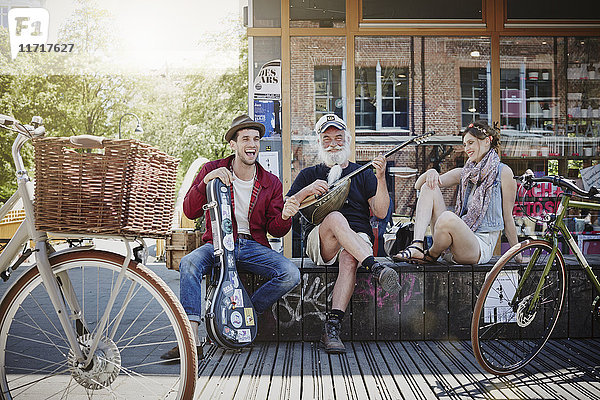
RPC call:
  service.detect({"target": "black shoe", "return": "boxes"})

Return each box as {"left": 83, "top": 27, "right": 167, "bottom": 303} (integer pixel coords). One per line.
{"left": 320, "top": 319, "right": 345, "bottom": 354}
{"left": 371, "top": 263, "right": 401, "bottom": 293}
{"left": 160, "top": 344, "right": 204, "bottom": 361}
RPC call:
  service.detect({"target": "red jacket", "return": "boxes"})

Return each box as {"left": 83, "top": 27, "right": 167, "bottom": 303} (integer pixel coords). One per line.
{"left": 183, "top": 155, "right": 291, "bottom": 248}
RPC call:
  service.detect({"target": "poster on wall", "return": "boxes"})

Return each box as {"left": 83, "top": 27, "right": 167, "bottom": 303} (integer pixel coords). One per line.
{"left": 253, "top": 60, "right": 281, "bottom": 138}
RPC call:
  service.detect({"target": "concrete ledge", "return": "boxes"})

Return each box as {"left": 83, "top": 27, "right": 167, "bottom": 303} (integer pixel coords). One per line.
{"left": 245, "top": 255, "right": 600, "bottom": 342}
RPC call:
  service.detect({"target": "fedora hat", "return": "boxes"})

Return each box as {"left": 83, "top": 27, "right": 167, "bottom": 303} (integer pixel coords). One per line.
{"left": 224, "top": 114, "right": 265, "bottom": 142}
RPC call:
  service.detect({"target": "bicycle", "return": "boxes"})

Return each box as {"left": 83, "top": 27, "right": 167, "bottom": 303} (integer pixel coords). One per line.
{"left": 0, "top": 115, "right": 196, "bottom": 398}
{"left": 471, "top": 171, "right": 600, "bottom": 375}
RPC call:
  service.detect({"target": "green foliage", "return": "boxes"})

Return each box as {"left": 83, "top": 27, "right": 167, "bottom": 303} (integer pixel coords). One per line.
{"left": 0, "top": 2, "right": 248, "bottom": 202}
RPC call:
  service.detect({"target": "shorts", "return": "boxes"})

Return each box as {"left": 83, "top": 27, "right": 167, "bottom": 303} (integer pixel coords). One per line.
{"left": 441, "top": 230, "right": 500, "bottom": 265}
{"left": 306, "top": 224, "right": 372, "bottom": 266}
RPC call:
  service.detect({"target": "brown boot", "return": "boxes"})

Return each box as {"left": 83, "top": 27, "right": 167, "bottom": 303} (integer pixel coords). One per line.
{"left": 160, "top": 344, "right": 204, "bottom": 361}
{"left": 320, "top": 318, "right": 345, "bottom": 354}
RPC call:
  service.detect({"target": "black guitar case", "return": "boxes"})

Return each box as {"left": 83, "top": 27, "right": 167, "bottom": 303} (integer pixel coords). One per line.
{"left": 203, "top": 178, "right": 258, "bottom": 349}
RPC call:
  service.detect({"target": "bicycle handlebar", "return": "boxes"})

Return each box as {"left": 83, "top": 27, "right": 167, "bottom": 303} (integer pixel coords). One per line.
{"left": 515, "top": 173, "right": 600, "bottom": 199}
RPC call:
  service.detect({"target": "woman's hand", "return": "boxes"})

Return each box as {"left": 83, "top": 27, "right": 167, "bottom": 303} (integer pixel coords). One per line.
{"left": 425, "top": 169, "right": 442, "bottom": 189}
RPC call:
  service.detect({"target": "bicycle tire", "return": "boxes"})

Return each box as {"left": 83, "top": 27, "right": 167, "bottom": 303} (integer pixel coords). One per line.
{"left": 471, "top": 239, "right": 566, "bottom": 375}
{"left": 0, "top": 249, "right": 196, "bottom": 399}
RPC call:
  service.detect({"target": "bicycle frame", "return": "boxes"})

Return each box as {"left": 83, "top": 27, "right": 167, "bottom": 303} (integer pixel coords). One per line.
{"left": 512, "top": 190, "right": 600, "bottom": 312}
{"left": 0, "top": 123, "right": 139, "bottom": 368}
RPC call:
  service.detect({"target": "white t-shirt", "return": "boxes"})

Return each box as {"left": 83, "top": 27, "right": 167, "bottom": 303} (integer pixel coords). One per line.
{"left": 232, "top": 171, "right": 254, "bottom": 235}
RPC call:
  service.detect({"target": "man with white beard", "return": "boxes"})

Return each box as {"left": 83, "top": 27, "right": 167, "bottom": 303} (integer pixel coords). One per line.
{"left": 285, "top": 114, "right": 400, "bottom": 353}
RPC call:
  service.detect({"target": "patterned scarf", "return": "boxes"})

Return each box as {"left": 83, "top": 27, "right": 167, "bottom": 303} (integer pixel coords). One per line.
{"left": 455, "top": 149, "right": 500, "bottom": 231}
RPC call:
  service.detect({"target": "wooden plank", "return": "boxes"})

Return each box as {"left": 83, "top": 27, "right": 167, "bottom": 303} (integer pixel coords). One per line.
{"left": 268, "top": 342, "right": 300, "bottom": 399}
{"left": 352, "top": 341, "right": 400, "bottom": 399}
{"left": 301, "top": 272, "right": 329, "bottom": 342}
{"left": 401, "top": 269, "right": 425, "bottom": 340}
{"left": 351, "top": 273, "right": 376, "bottom": 340}
{"left": 424, "top": 271, "right": 448, "bottom": 340}
{"left": 301, "top": 341, "right": 334, "bottom": 400}
{"left": 569, "top": 269, "right": 594, "bottom": 338}
{"left": 232, "top": 342, "right": 271, "bottom": 400}
{"left": 376, "top": 341, "right": 432, "bottom": 400}
{"left": 253, "top": 343, "right": 279, "bottom": 399}
{"left": 388, "top": 341, "right": 439, "bottom": 400}
{"left": 196, "top": 347, "right": 244, "bottom": 399}
{"left": 376, "top": 266, "right": 401, "bottom": 340}
{"left": 448, "top": 271, "right": 472, "bottom": 340}
{"left": 447, "top": 340, "right": 543, "bottom": 399}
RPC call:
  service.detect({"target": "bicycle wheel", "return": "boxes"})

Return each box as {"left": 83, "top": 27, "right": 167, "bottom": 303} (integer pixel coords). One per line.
{"left": 471, "top": 239, "right": 566, "bottom": 375}
{"left": 0, "top": 249, "right": 196, "bottom": 399}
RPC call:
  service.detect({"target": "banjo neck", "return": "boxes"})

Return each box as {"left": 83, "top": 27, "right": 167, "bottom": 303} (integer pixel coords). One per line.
{"left": 329, "top": 131, "right": 435, "bottom": 189}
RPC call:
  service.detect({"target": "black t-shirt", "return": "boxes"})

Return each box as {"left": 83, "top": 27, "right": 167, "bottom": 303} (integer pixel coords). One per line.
{"left": 287, "top": 163, "right": 378, "bottom": 239}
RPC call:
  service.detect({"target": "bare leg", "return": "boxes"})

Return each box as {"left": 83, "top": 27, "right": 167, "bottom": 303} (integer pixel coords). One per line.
{"left": 330, "top": 250, "right": 358, "bottom": 312}
{"left": 429, "top": 211, "right": 480, "bottom": 264}
{"left": 400, "top": 184, "right": 447, "bottom": 259}
{"left": 318, "top": 211, "right": 372, "bottom": 263}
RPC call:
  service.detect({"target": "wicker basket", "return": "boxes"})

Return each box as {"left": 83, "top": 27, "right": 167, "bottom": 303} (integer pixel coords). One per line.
{"left": 33, "top": 137, "right": 179, "bottom": 238}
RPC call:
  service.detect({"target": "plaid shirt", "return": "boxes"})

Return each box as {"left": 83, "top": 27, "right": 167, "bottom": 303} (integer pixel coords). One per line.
{"left": 183, "top": 155, "right": 291, "bottom": 248}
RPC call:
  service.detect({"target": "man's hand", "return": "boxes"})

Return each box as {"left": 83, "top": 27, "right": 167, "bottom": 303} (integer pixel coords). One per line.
{"left": 282, "top": 196, "right": 300, "bottom": 220}
{"left": 203, "top": 167, "right": 234, "bottom": 185}
{"left": 307, "top": 179, "right": 329, "bottom": 197}
{"left": 373, "top": 155, "right": 386, "bottom": 180}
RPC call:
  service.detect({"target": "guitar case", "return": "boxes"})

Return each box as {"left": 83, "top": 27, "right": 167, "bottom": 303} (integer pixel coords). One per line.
{"left": 203, "top": 178, "right": 258, "bottom": 349}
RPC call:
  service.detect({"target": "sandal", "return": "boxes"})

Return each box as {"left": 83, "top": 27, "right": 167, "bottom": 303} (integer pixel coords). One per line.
{"left": 392, "top": 239, "right": 425, "bottom": 263}
{"left": 421, "top": 248, "right": 439, "bottom": 264}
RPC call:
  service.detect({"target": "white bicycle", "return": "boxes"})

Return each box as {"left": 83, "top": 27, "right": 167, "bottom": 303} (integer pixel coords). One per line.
{"left": 0, "top": 115, "right": 196, "bottom": 399}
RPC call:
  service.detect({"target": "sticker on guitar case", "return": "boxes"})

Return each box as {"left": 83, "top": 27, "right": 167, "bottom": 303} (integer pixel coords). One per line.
{"left": 222, "top": 282, "right": 234, "bottom": 297}
{"left": 237, "top": 329, "right": 251, "bottom": 343}
{"left": 220, "top": 194, "right": 231, "bottom": 218}
{"left": 221, "top": 307, "right": 227, "bottom": 322}
{"left": 223, "top": 326, "right": 236, "bottom": 340}
{"left": 244, "top": 308, "right": 255, "bottom": 326}
{"left": 227, "top": 254, "right": 235, "bottom": 267}
{"left": 229, "top": 271, "right": 239, "bottom": 288}
{"left": 232, "top": 289, "right": 244, "bottom": 307}
{"left": 223, "top": 234, "right": 235, "bottom": 251}
{"left": 230, "top": 311, "right": 243, "bottom": 328}
{"left": 220, "top": 186, "right": 228, "bottom": 193}
{"left": 222, "top": 296, "right": 231, "bottom": 307}
{"left": 222, "top": 218, "right": 233, "bottom": 234}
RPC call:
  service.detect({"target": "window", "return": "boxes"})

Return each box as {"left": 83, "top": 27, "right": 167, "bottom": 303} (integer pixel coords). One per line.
{"left": 314, "top": 66, "right": 343, "bottom": 122}
{"left": 460, "top": 68, "right": 490, "bottom": 127}
{"left": 355, "top": 66, "right": 410, "bottom": 131}
{"left": 355, "top": 67, "right": 376, "bottom": 129}
{"left": 381, "top": 67, "right": 409, "bottom": 129}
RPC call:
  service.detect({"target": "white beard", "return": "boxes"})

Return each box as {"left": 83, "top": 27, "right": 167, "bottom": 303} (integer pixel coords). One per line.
{"left": 318, "top": 142, "right": 350, "bottom": 169}
{"left": 327, "top": 164, "right": 343, "bottom": 186}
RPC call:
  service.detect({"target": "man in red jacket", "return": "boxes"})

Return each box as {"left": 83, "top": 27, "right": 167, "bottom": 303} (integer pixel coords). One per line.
{"left": 162, "top": 115, "right": 300, "bottom": 361}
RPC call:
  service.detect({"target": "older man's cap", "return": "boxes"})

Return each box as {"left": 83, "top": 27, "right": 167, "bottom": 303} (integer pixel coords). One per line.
{"left": 315, "top": 114, "right": 346, "bottom": 135}
{"left": 224, "top": 114, "right": 265, "bottom": 142}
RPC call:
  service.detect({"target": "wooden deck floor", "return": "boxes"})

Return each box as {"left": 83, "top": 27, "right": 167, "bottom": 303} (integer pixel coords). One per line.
{"left": 195, "top": 339, "right": 600, "bottom": 399}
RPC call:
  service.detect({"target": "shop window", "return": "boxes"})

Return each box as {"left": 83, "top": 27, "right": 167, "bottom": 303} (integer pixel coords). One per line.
{"left": 506, "top": 0, "right": 600, "bottom": 20}
{"left": 314, "top": 66, "right": 343, "bottom": 123}
{"left": 355, "top": 66, "right": 410, "bottom": 131}
{"left": 355, "top": 67, "right": 376, "bottom": 129}
{"left": 460, "top": 68, "right": 490, "bottom": 127}
{"left": 290, "top": 0, "right": 345, "bottom": 28}
{"left": 252, "top": 0, "right": 281, "bottom": 27}
{"left": 362, "top": 0, "right": 482, "bottom": 20}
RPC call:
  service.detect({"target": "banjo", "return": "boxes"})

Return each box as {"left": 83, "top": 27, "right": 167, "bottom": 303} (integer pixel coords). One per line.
{"left": 299, "top": 131, "right": 435, "bottom": 225}
{"left": 203, "top": 178, "right": 258, "bottom": 349}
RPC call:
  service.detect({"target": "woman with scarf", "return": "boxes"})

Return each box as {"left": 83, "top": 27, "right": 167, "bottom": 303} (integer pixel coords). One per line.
{"left": 393, "top": 121, "right": 519, "bottom": 264}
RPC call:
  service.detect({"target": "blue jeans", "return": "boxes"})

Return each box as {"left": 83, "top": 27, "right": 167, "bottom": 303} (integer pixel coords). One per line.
{"left": 179, "top": 237, "right": 300, "bottom": 323}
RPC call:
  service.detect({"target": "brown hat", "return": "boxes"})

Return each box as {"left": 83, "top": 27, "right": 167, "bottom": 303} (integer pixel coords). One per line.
{"left": 224, "top": 114, "right": 265, "bottom": 142}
